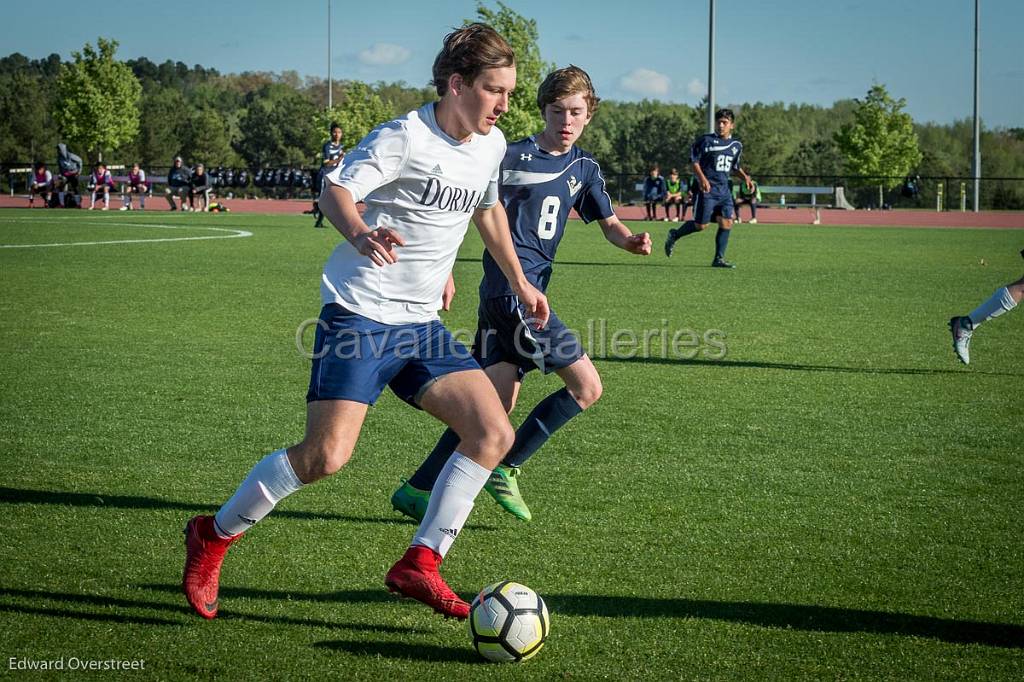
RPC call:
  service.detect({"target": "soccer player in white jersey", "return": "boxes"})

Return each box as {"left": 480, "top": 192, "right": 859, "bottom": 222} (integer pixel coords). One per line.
{"left": 391, "top": 66, "right": 652, "bottom": 523}
{"left": 949, "top": 252, "right": 1023, "bottom": 364}
{"left": 182, "top": 24, "right": 549, "bottom": 621}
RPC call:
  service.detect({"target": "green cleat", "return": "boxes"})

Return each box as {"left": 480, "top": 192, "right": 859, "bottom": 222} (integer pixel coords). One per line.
{"left": 484, "top": 465, "right": 532, "bottom": 522}
{"left": 391, "top": 479, "right": 430, "bottom": 522}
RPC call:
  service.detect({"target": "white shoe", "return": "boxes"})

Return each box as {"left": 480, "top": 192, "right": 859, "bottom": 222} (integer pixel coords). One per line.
{"left": 119, "top": 206, "right": 129, "bottom": 211}
{"left": 88, "top": 206, "right": 95, "bottom": 210}
{"left": 949, "top": 317, "right": 973, "bottom": 365}
{"left": 102, "top": 206, "right": 109, "bottom": 211}
{"left": 749, "top": 218, "right": 758, "bottom": 224}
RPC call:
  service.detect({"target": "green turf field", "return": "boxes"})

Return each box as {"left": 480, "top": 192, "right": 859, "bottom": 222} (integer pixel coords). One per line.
{"left": 1, "top": 210, "right": 1021, "bottom": 679}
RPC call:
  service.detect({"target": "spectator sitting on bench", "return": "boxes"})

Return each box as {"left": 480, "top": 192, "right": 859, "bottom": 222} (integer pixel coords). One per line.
{"left": 664, "top": 168, "right": 684, "bottom": 221}
{"left": 29, "top": 162, "right": 53, "bottom": 208}
{"left": 732, "top": 177, "right": 761, "bottom": 224}
{"left": 121, "top": 162, "right": 150, "bottom": 211}
{"left": 643, "top": 165, "right": 667, "bottom": 221}
{"left": 56, "top": 143, "right": 83, "bottom": 207}
{"left": 88, "top": 163, "right": 115, "bottom": 210}
{"left": 165, "top": 156, "right": 191, "bottom": 211}
{"left": 679, "top": 175, "right": 699, "bottom": 222}
{"left": 189, "top": 163, "right": 211, "bottom": 212}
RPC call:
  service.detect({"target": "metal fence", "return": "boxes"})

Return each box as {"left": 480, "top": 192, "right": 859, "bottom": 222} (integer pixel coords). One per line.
{"left": 603, "top": 172, "right": 1024, "bottom": 211}
{"left": 6, "top": 163, "right": 1024, "bottom": 211}
{"left": 3, "top": 164, "right": 324, "bottom": 201}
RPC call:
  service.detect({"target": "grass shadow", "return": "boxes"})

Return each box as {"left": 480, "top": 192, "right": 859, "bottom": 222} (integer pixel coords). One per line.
{"left": 0, "top": 587, "right": 424, "bottom": 634}
{"left": 0, "top": 486, "right": 496, "bottom": 530}
{"left": 596, "top": 355, "right": 1022, "bottom": 377}
{"left": 0, "top": 601, "right": 182, "bottom": 627}
{"left": 141, "top": 584, "right": 467, "bottom": 608}
{"left": 141, "top": 583, "right": 393, "bottom": 603}
{"left": 313, "top": 639, "right": 480, "bottom": 663}
{"left": 547, "top": 594, "right": 1024, "bottom": 649}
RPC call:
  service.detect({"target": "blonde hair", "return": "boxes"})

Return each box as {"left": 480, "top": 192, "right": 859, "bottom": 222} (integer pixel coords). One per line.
{"left": 537, "top": 65, "right": 600, "bottom": 115}
{"left": 431, "top": 23, "right": 515, "bottom": 97}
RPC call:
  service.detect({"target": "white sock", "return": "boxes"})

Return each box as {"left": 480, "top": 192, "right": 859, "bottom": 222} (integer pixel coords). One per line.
{"left": 412, "top": 452, "right": 490, "bottom": 558}
{"left": 968, "top": 287, "right": 1018, "bottom": 328}
{"left": 213, "top": 449, "right": 304, "bottom": 538}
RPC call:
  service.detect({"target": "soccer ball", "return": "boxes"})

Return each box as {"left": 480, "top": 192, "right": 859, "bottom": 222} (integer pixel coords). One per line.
{"left": 469, "top": 581, "right": 549, "bottom": 662}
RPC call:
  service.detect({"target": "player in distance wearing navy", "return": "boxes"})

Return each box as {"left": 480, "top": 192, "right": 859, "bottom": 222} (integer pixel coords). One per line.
{"left": 392, "top": 65, "right": 651, "bottom": 523}
{"left": 664, "top": 108, "right": 753, "bottom": 268}
{"left": 313, "top": 122, "right": 345, "bottom": 228}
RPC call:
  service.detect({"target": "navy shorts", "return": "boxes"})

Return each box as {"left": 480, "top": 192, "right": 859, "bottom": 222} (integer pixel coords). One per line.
{"left": 694, "top": 191, "right": 735, "bottom": 224}
{"left": 473, "top": 296, "right": 584, "bottom": 377}
{"left": 306, "top": 304, "right": 479, "bottom": 407}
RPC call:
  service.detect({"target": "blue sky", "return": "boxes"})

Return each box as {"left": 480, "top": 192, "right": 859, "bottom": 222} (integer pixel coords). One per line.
{"left": 4, "top": 0, "right": 1021, "bottom": 128}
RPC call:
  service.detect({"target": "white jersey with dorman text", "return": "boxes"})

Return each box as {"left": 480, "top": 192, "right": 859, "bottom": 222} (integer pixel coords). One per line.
{"left": 322, "top": 103, "right": 506, "bottom": 324}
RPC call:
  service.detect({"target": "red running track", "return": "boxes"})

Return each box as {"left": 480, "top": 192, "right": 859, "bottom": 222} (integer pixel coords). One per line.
{"left": 2, "top": 194, "right": 1022, "bottom": 229}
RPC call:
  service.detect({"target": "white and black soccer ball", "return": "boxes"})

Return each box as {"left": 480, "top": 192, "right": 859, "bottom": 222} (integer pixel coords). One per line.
{"left": 469, "top": 581, "right": 549, "bottom": 663}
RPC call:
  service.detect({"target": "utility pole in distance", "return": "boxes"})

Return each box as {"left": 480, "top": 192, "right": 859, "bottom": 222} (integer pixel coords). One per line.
{"left": 707, "top": 0, "right": 716, "bottom": 133}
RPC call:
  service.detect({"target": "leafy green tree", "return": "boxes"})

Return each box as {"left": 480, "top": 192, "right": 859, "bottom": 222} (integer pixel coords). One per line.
{"left": 471, "top": 1, "right": 552, "bottom": 141}
{"left": 784, "top": 139, "right": 844, "bottom": 181}
{"left": 0, "top": 71, "right": 55, "bottom": 162}
{"left": 128, "top": 86, "right": 187, "bottom": 168}
{"left": 372, "top": 81, "right": 438, "bottom": 118}
{"left": 53, "top": 38, "right": 142, "bottom": 161}
{"left": 184, "top": 108, "right": 237, "bottom": 166}
{"left": 235, "top": 83, "right": 318, "bottom": 167}
{"left": 732, "top": 103, "right": 792, "bottom": 177}
{"left": 834, "top": 84, "right": 922, "bottom": 206}
{"left": 629, "top": 105, "right": 700, "bottom": 172}
{"left": 314, "top": 81, "right": 393, "bottom": 153}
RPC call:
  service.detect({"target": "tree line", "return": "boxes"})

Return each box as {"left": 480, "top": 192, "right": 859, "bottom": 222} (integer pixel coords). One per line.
{"left": 2, "top": 26, "right": 1022, "bottom": 208}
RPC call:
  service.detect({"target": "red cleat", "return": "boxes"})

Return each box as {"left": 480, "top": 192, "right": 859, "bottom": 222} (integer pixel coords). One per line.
{"left": 182, "top": 515, "right": 238, "bottom": 619}
{"left": 385, "top": 545, "right": 470, "bottom": 620}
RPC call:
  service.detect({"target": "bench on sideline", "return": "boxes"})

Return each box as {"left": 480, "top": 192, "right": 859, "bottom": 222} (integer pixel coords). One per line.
{"left": 758, "top": 185, "right": 855, "bottom": 209}
{"left": 760, "top": 185, "right": 829, "bottom": 207}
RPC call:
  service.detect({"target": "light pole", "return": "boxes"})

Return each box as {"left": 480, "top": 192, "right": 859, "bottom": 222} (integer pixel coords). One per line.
{"left": 327, "top": 0, "right": 333, "bottom": 110}
{"left": 707, "top": 0, "right": 716, "bottom": 133}
{"left": 972, "top": 0, "right": 980, "bottom": 212}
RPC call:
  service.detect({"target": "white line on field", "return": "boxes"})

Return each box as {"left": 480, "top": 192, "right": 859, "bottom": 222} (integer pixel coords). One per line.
{"left": 0, "top": 220, "right": 253, "bottom": 248}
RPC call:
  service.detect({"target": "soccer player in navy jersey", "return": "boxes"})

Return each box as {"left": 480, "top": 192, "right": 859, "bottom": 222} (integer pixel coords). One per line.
{"left": 313, "top": 122, "right": 345, "bottom": 228}
{"left": 664, "top": 109, "right": 753, "bottom": 268}
{"left": 391, "top": 65, "right": 652, "bottom": 523}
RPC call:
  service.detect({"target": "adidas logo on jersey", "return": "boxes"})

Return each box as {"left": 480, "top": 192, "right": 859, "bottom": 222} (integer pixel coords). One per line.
{"left": 429, "top": 164, "right": 443, "bottom": 175}
{"left": 567, "top": 174, "right": 582, "bottom": 197}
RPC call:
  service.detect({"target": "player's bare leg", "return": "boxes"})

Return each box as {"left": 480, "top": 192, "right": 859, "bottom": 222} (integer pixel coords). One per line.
{"left": 484, "top": 361, "right": 522, "bottom": 414}
{"left": 392, "top": 361, "right": 520, "bottom": 521}
{"left": 184, "top": 400, "right": 367, "bottom": 619}
{"left": 386, "top": 369, "right": 513, "bottom": 619}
